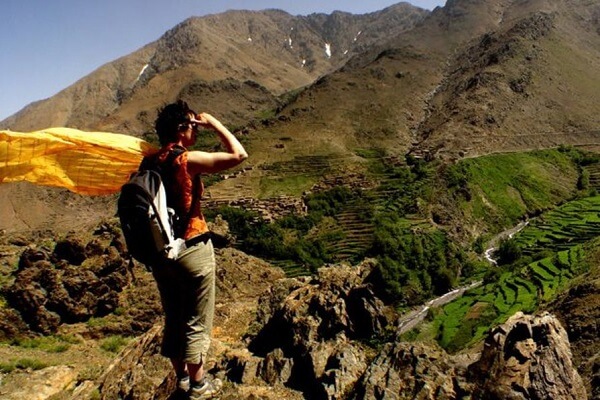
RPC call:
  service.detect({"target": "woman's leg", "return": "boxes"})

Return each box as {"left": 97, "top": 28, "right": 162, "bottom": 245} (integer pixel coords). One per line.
{"left": 176, "top": 240, "right": 216, "bottom": 369}
{"left": 177, "top": 240, "right": 223, "bottom": 399}
{"left": 187, "top": 362, "right": 204, "bottom": 382}
{"left": 152, "top": 262, "right": 186, "bottom": 361}
{"left": 171, "top": 358, "right": 187, "bottom": 377}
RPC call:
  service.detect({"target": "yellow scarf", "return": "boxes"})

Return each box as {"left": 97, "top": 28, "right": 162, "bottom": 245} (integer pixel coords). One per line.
{"left": 0, "top": 128, "right": 158, "bottom": 195}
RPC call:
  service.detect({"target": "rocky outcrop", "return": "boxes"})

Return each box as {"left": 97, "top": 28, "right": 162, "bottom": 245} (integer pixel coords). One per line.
{"left": 3, "top": 226, "right": 131, "bottom": 334}
{"left": 225, "top": 260, "right": 397, "bottom": 399}
{"left": 550, "top": 276, "right": 600, "bottom": 400}
{"left": 218, "top": 264, "right": 588, "bottom": 399}
{"left": 353, "top": 342, "right": 463, "bottom": 400}
{"left": 0, "top": 219, "right": 589, "bottom": 400}
{"left": 469, "top": 312, "right": 588, "bottom": 400}
{"left": 94, "top": 324, "right": 172, "bottom": 400}
{"left": 42, "top": 255, "right": 587, "bottom": 400}
{"left": 249, "top": 261, "right": 391, "bottom": 352}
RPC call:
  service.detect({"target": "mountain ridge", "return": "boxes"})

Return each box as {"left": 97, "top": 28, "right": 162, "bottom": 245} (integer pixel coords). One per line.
{"left": 1, "top": 4, "right": 428, "bottom": 133}
{"left": 4, "top": 0, "right": 600, "bottom": 233}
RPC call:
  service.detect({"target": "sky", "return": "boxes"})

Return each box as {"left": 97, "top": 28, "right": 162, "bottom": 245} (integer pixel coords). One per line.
{"left": 0, "top": 1, "right": 446, "bottom": 122}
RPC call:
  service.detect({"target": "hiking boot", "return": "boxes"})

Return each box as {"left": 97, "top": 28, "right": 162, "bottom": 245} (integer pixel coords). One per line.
{"left": 176, "top": 375, "right": 190, "bottom": 392}
{"left": 188, "top": 377, "right": 223, "bottom": 400}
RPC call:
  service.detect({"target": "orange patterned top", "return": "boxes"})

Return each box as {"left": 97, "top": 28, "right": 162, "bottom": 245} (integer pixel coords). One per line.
{"left": 154, "top": 144, "right": 208, "bottom": 239}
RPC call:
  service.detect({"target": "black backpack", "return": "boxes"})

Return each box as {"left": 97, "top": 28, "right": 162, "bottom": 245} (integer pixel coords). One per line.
{"left": 117, "top": 148, "right": 185, "bottom": 266}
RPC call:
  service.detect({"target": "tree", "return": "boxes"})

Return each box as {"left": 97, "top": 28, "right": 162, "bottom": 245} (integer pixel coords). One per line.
{"left": 496, "top": 237, "right": 522, "bottom": 265}
{"left": 577, "top": 168, "right": 590, "bottom": 190}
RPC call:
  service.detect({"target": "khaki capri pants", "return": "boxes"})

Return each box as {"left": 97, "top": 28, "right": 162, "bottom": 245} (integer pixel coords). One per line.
{"left": 152, "top": 239, "right": 216, "bottom": 364}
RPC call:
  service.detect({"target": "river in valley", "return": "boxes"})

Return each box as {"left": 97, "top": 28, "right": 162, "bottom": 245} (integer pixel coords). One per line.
{"left": 395, "top": 220, "right": 529, "bottom": 336}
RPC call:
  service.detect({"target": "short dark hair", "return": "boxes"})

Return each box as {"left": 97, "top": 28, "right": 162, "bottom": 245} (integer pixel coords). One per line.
{"left": 154, "top": 100, "right": 196, "bottom": 146}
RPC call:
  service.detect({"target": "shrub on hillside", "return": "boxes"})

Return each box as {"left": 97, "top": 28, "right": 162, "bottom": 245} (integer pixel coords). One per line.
{"left": 369, "top": 220, "right": 469, "bottom": 306}
{"left": 496, "top": 237, "right": 522, "bottom": 265}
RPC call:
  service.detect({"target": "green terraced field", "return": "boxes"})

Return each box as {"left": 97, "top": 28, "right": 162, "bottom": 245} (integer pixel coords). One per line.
{"left": 584, "top": 163, "right": 600, "bottom": 190}
{"left": 327, "top": 204, "right": 374, "bottom": 262}
{"left": 427, "top": 245, "right": 585, "bottom": 352}
{"left": 268, "top": 259, "right": 311, "bottom": 278}
{"left": 513, "top": 196, "right": 600, "bottom": 255}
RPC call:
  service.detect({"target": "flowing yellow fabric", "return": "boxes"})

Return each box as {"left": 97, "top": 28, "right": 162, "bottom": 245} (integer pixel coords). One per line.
{"left": 0, "top": 128, "right": 159, "bottom": 195}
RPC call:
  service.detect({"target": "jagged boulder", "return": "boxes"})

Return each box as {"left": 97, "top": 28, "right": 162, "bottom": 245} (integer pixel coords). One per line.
{"left": 3, "top": 231, "right": 131, "bottom": 334}
{"left": 53, "top": 236, "right": 87, "bottom": 266}
{"left": 353, "top": 341, "right": 461, "bottom": 400}
{"left": 249, "top": 260, "right": 391, "bottom": 355}
{"left": 231, "top": 260, "right": 395, "bottom": 398}
{"left": 318, "top": 341, "right": 369, "bottom": 399}
{"left": 0, "top": 307, "right": 29, "bottom": 341}
{"left": 93, "top": 324, "right": 172, "bottom": 400}
{"left": 468, "top": 311, "right": 588, "bottom": 400}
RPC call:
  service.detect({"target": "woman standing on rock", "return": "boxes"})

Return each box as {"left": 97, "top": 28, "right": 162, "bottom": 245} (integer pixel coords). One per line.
{"left": 147, "top": 100, "right": 247, "bottom": 399}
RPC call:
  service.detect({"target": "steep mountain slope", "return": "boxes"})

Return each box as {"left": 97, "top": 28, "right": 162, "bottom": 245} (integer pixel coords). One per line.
{"left": 258, "top": 0, "right": 600, "bottom": 164}
{"left": 1, "top": 4, "right": 427, "bottom": 134}
{"left": 3, "top": 0, "right": 600, "bottom": 230}
{"left": 414, "top": 0, "right": 600, "bottom": 158}
{"left": 208, "top": 0, "right": 553, "bottom": 191}
{"left": 247, "top": 0, "right": 600, "bottom": 174}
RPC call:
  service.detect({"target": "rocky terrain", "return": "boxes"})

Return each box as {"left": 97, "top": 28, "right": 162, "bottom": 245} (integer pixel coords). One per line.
{"left": 97, "top": 264, "right": 586, "bottom": 400}
{"left": 0, "top": 217, "right": 597, "bottom": 399}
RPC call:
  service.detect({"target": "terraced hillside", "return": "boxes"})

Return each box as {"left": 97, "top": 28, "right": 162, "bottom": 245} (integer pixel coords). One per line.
{"left": 419, "top": 189, "right": 600, "bottom": 352}
{"left": 584, "top": 161, "right": 600, "bottom": 191}
{"left": 431, "top": 245, "right": 586, "bottom": 352}
{"left": 515, "top": 196, "right": 600, "bottom": 255}
{"left": 258, "top": 154, "right": 352, "bottom": 198}
{"left": 213, "top": 150, "right": 433, "bottom": 276}
{"left": 297, "top": 152, "right": 427, "bottom": 265}
{"left": 324, "top": 203, "right": 374, "bottom": 263}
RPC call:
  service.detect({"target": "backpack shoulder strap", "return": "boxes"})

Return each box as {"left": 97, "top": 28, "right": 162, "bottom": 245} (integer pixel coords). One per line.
{"left": 139, "top": 144, "right": 186, "bottom": 172}
{"left": 169, "top": 144, "right": 186, "bottom": 158}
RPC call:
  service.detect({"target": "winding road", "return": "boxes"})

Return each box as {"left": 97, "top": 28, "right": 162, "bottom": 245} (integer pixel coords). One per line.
{"left": 396, "top": 281, "right": 482, "bottom": 336}
{"left": 484, "top": 220, "right": 529, "bottom": 265}
{"left": 395, "top": 220, "right": 529, "bottom": 336}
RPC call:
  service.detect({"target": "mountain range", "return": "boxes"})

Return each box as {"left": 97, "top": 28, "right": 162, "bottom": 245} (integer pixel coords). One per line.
{"left": 3, "top": 0, "right": 600, "bottom": 233}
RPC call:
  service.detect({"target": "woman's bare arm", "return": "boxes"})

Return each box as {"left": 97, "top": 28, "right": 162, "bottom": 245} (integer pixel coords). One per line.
{"left": 187, "top": 113, "right": 248, "bottom": 175}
